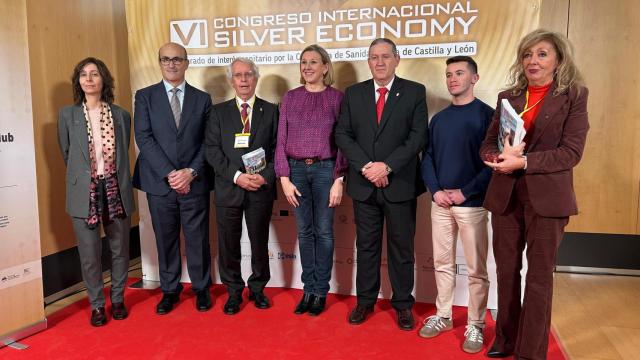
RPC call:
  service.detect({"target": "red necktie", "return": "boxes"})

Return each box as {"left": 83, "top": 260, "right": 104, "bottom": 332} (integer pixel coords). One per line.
{"left": 376, "top": 87, "right": 388, "bottom": 124}
{"left": 241, "top": 103, "right": 250, "bottom": 133}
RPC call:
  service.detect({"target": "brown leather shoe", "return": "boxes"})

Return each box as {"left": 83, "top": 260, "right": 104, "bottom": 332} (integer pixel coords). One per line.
{"left": 396, "top": 308, "right": 414, "bottom": 331}
{"left": 111, "top": 302, "right": 128, "bottom": 320}
{"left": 348, "top": 304, "right": 374, "bottom": 325}
{"left": 91, "top": 307, "right": 107, "bottom": 327}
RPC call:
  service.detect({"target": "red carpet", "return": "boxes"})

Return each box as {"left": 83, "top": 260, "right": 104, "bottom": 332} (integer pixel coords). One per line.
{"left": 3, "top": 281, "right": 566, "bottom": 359}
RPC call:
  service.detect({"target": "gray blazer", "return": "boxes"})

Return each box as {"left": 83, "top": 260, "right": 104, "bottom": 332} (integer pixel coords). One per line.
{"left": 57, "top": 103, "right": 135, "bottom": 218}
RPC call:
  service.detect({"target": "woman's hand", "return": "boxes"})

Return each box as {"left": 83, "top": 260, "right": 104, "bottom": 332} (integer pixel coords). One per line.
{"left": 329, "top": 178, "right": 344, "bottom": 208}
{"left": 280, "top": 177, "right": 301, "bottom": 207}
{"left": 502, "top": 135, "right": 525, "bottom": 158}
{"left": 484, "top": 138, "right": 527, "bottom": 174}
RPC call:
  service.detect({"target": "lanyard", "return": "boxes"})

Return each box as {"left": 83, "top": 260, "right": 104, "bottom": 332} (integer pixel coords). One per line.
{"left": 519, "top": 90, "right": 544, "bottom": 117}
{"left": 240, "top": 113, "right": 250, "bottom": 128}
{"left": 238, "top": 103, "right": 251, "bottom": 129}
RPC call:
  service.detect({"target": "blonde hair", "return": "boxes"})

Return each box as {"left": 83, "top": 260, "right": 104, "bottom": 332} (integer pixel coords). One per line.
{"left": 299, "top": 44, "right": 334, "bottom": 86}
{"left": 507, "top": 29, "right": 585, "bottom": 96}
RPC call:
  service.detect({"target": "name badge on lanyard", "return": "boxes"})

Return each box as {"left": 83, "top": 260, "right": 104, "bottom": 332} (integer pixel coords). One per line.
{"left": 234, "top": 133, "right": 250, "bottom": 148}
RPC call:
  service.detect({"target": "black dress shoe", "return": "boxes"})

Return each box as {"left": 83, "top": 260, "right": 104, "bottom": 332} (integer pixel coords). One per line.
{"left": 111, "top": 302, "right": 128, "bottom": 320}
{"left": 249, "top": 291, "right": 271, "bottom": 309}
{"left": 348, "top": 304, "right": 374, "bottom": 325}
{"left": 294, "top": 293, "right": 315, "bottom": 314}
{"left": 91, "top": 307, "right": 107, "bottom": 327}
{"left": 487, "top": 343, "right": 513, "bottom": 358}
{"left": 156, "top": 293, "right": 179, "bottom": 315}
{"left": 196, "top": 290, "right": 212, "bottom": 312}
{"left": 223, "top": 296, "right": 242, "bottom": 315}
{"left": 308, "top": 296, "right": 326, "bottom": 316}
{"left": 396, "top": 308, "right": 415, "bottom": 331}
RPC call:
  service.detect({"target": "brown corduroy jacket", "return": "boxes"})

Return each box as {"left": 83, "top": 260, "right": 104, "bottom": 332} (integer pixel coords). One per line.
{"left": 480, "top": 83, "right": 589, "bottom": 217}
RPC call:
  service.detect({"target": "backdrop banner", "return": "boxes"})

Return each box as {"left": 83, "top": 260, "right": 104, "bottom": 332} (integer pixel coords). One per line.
{"left": 0, "top": 0, "right": 46, "bottom": 342}
{"left": 126, "top": 0, "right": 541, "bottom": 309}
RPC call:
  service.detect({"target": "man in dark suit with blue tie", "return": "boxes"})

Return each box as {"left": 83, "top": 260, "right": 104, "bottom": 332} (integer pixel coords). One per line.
{"left": 133, "top": 42, "right": 213, "bottom": 315}
{"left": 205, "top": 58, "right": 278, "bottom": 315}
{"left": 335, "top": 38, "right": 428, "bottom": 331}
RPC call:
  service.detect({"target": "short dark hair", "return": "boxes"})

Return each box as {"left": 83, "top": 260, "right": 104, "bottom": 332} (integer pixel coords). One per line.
{"left": 71, "top": 57, "right": 115, "bottom": 105}
{"left": 369, "top": 38, "right": 399, "bottom": 55}
{"left": 446, "top": 56, "right": 478, "bottom": 74}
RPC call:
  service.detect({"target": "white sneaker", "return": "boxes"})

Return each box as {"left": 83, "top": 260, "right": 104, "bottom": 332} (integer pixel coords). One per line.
{"left": 462, "top": 325, "right": 484, "bottom": 353}
{"left": 418, "top": 315, "right": 453, "bottom": 338}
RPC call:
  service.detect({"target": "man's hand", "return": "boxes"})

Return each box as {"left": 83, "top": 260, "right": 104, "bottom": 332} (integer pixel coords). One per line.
{"left": 363, "top": 162, "right": 389, "bottom": 182}
{"left": 168, "top": 169, "right": 194, "bottom": 194}
{"left": 433, "top": 190, "right": 453, "bottom": 208}
{"left": 444, "top": 189, "right": 466, "bottom": 205}
{"left": 174, "top": 184, "right": 191, "bottom": 195}
{"left": 237, "top": 173, "right": 264, "bottom": 191}
{"left": 252, "top": 174, "right": 266, "bottom": 187}
{"left": 373, "top": 176, "right": 389, "bottom": 188}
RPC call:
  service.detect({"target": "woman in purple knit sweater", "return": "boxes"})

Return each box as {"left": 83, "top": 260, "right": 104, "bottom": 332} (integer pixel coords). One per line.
{"left": 275, "top": 44, "right": 348, "bottom": 316}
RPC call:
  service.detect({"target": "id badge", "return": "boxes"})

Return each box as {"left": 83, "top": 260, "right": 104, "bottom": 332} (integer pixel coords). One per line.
{"left": 234, "top": 133, "right": 250, "bottom": 148}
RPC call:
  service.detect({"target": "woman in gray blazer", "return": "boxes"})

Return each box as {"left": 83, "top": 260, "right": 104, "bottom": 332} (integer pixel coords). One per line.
{"left": 57, "top": 58, "right": 135, "bottom": 327}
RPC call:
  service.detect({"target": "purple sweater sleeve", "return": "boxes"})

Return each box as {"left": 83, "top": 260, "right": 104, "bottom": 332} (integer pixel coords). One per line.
{"left": 274, "top": 92, "right": 290, "bottom": 177}
{"left": 333, "top": 91, "right": 348, "bottom": 179}
{"left": 334, "top": 149, "right": 348, "bottom": 179}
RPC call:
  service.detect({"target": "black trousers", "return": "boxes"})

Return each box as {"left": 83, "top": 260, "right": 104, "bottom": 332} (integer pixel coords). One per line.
{"left": 215, "top": 198, "right": 273, "bottom": 296}
{"left": 147, "top": 191, "right": 212, "bottom": 293}
{"left": 353, "top": 189, "right": 416, "bottom": 310}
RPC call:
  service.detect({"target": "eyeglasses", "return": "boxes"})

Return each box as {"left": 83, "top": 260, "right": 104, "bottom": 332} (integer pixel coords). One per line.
{"left": 232, "top": 72, "right": 255, "bottom": 79}
{"left": 159, "top": 57, "right": 187, "bottom": 66}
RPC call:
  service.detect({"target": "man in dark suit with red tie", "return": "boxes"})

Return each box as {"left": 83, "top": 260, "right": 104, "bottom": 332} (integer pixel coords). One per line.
{"left": 335, "top": 38, "right": 428, "bottom": 330}
{"left": 204, "top": 58, "right": 278, "bottom": 315}
{"left": 133, "top": 42, "right": 213, "bottom": 315}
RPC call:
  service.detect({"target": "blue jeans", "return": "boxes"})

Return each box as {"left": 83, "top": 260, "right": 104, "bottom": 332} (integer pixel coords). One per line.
{"left": 289, "top": 158, "right": 336, "bottom": 297}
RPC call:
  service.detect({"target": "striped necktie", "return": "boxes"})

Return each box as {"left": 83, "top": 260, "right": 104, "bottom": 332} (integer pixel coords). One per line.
{"left": 170, "top": 87, "right": 181, "bottom": 127}
{"left": 241, "top": 103, "right": 250, "bottom": 133}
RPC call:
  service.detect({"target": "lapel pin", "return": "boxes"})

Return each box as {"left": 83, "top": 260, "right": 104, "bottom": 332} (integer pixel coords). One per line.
{"left": 396, "top": 92, "right": 399, "bottom": 97}
{"left": 260, "top": 107, "right": 263, "bottom": 112}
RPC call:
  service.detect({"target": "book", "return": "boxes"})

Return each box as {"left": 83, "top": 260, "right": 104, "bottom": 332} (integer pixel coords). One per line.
{"left": 241, "top": 147, "right": 266, "bottom": 174}
{"left": 498, "top": 99, "right": 526, "bottom": 152}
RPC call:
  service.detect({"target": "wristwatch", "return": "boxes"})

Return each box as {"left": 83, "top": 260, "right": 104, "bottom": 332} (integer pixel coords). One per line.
{"left": 188, "top": 168, "right": 198, "bottom": 178}
{"left": 385, "top": 164, "right": 392, "bottom": 173}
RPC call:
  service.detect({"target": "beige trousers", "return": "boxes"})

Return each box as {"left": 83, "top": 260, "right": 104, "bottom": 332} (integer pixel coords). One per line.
{"left": 431, "top": 202, "right": 489, "bottom": 327}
